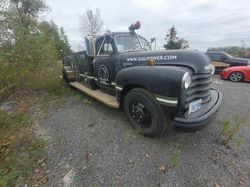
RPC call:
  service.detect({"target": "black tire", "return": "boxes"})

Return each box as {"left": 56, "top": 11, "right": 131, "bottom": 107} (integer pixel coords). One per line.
{"left": 229, "top": 71, "right": 244, "bottom": 82}
{"left": 123, "top": 88, "right": 167, "bottom": 137}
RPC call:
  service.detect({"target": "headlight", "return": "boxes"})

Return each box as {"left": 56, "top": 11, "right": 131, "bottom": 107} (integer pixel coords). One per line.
{"left": 205, "top": 64, "right": 215, "bottom": 75}
{"left": 182, "top": 72, "right": 191, "bottom": 89}
{"left": 210, "top": 65, "right": 215, "bottom": 75}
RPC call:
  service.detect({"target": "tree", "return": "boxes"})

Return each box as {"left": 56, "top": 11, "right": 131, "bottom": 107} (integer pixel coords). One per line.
{"left": 0, "top": 0, "right": 52, "bottom": 67}
{"left": 79, "top": 9, "right": 103, "bottom": 36}
{"left": 0, "top": 0, "right": 71, "bottom": 69}
{"left": 10, "top": 0, "right": 47, "bottom": 17}
{"left": 163, "top": 26, "right": 189, "bottom": 50}
{"left": 40, "top": 21, "right": 72, "bottom": 57}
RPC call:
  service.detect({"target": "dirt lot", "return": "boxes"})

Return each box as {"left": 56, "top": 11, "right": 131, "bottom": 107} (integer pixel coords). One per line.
{"left": 40, "top": 75, "right": 250, "bottom": 187}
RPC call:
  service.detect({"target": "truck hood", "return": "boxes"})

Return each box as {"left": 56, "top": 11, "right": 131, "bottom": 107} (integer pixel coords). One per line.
{"left": 118, "top": 50, "right": 211, "bottom": 74}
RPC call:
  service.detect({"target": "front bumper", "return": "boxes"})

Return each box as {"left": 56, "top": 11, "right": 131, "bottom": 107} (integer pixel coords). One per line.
{"left": 220, "top": 71, "right": 228, "bottom": 79}
{"left": 173, "top": 88, "right": 222, "bottom": 132}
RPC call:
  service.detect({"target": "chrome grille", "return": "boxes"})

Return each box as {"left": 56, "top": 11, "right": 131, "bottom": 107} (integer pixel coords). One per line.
{"left": 184, "top": 73, "right": 212, "bottom": 110}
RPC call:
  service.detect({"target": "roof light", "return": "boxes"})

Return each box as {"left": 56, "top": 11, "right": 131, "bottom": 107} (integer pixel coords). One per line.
{"left": 105, "top": 30, "right": 112, "bottom": 36}
{"left": 129, "top": 21, "right": 141, "bottom": 32}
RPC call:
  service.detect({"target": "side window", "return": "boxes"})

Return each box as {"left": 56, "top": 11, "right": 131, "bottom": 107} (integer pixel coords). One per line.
{"left": 100, "top": 43, "right": 114, "bottom": 55}
{"left": 96, "top": 37, "right": 104, "bottom": 55}
{"left": 99, "top": 38, "right": 114, "bottom": 55}
{"left": 211, "top": 53, "right": 221, "bottom": 61}
{"left": 220, "top": 54, "right": 227, "bottom": 61}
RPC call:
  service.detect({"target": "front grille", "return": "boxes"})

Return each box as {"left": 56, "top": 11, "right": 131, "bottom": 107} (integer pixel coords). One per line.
{"left": 184, "top": 73, "right": 212, "bottom": 111}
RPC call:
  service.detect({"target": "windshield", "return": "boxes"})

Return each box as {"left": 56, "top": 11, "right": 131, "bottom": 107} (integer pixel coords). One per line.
{"left": 225, "top": 53, "right": 233, "bottom": 58}
{"left": 139, "top": 37, "right": 151, "bottom": 51}
{"left": 115, "top": 35, "right": 150, "bottom": 52}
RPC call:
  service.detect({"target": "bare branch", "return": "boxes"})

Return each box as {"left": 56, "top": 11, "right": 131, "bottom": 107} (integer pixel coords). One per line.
{"left": 79, "top": 8, "right": 103, "bottom": 36}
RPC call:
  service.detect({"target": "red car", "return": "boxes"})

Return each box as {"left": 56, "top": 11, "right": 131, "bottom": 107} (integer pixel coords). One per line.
{"left": 220, "top": 65, "right": 250, "bottom": 82}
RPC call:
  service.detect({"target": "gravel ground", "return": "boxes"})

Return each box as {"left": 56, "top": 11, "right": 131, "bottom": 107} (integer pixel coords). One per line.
{"left": 40, "top": 75, "right": 250, "bottom": 187}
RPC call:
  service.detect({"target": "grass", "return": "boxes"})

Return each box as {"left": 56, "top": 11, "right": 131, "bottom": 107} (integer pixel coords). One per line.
{"left": 165, "top": 143, "right": 182, "bottom": 168}
{"left": 91, "top": 181, "right": 99, "bottom": 187}
{"left": 0, "top": 110, "right": 46, "bottom": 186}
{"left": 216, "top": 114, "right": 247, "bottom": 151}
{"left": 75, "top": 93, "right": 91, "bottom": 104}
{"left": 124, "top": 129, "right": 136, "bottom": 144}
{"left": 0, "top": 61, "right": 70, "bottom": 186}
{"left": 169, "top": 144, "right": 182, "bottom": 167}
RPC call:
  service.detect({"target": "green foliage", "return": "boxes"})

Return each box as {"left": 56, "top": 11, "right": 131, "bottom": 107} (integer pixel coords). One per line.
{"left": 0, "top": 110, "right": 46, "bottom": 186}
{"left": 170, "top": 144, "right": 182, "bottom": 167}
{"left": 40, "top": 21, "right": 72, "bottom": 57}
{"left": 75, "top": 93, "right": 91, "bottom": 104}
{"left": 216, "top": 114, "right": 247, "bottom": 148}
{"left": 91, "top": 181, "right": 99, "bottom": 187}
{"left": 0, "top": 0, "right": 72, "bottom": 98}
{"left": 0, "top": 110, "right": 29, "bottom": 137}
{"left": 163, "top": 26, "right": 189, "bottom": 50}
{"left": 9, "top": 0, "right": 48, "bottom": 17}
{"left": 207, "top": 46, "right": 250, "bottom": 58}
{"left": 124, "top": 129, "right": 135, "bottom": 144}
{"left": 0, "top": 1, "right": 71, "bottom": 185}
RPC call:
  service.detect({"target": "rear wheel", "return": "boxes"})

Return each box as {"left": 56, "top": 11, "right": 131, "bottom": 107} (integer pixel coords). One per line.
{"left": 123, "top": 88, "right": 167, "bottom": 137}
{"left": 229, "top": 72, "right": 244, "bottom": 82}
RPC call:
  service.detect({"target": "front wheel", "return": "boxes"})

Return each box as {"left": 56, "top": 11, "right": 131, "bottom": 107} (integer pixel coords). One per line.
{"left": 229, "top": 72, "right": 244, "bottom": 82}
{"left": 123, "top": 88, "right": 167, "bottom": 137}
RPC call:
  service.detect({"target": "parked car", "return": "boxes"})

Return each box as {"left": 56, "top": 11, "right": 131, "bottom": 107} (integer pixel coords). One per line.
{"left": 220, "top": 65, "right": 250, "bottom": 82}
{"left": 206, "top": 52, "right": 249, "bottom": 74}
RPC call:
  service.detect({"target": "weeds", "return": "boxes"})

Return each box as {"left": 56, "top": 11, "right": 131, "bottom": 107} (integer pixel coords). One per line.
{"left": 0, "top": 110, "right": 46, "bottom": 186}
{"left": 75, "top": 93, "right": 91, "bottom": 104}
{"left": 91, "top": 181, "right": 99, "bottom": 187}
{"left": 170, "top": 144, "right": 182, "bottom": 167}
{"left": 124, "top": 129, "right": 135, "bottom": 144}
{"left": 216, "top": 114, "right": 247, "bottom": 150}
{"left": 235, "top": 138, "right": 244, "bottom": 152}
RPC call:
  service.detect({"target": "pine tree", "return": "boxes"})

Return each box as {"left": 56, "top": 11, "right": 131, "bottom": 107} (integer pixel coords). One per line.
{"left": 163, "top": 26, "right": 189, "bottom": 50}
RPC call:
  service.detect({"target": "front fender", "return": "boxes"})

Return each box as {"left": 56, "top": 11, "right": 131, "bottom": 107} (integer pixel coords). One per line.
{"left": 116, "top": 65, "right": 192, "bottom": 108}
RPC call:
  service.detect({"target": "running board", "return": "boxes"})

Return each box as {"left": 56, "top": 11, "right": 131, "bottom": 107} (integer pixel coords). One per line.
{"left": 69, "top": 81, "right": 120, "bottom": 109}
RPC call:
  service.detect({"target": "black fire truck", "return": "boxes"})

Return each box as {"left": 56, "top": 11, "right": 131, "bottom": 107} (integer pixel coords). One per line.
{"left": 62, "top": 21, "right": 222, "bottom": 137}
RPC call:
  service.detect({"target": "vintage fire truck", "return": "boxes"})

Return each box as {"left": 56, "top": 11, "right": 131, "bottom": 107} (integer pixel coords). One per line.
{"left": 62, "top": 21, "right": 222, "bottom": 137}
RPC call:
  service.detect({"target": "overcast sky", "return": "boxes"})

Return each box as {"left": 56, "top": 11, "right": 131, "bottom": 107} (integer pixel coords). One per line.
{"left": 44, "top": 0, "right": 250, "bottom": 51}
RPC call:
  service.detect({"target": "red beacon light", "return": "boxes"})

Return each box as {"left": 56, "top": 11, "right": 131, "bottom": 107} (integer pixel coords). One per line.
{"left": 129, "top": 21, "right": 141, "bottom": 32}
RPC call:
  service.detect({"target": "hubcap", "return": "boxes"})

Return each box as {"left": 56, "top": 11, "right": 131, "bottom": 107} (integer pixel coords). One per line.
{"left": 230, "top": 72, "right": 242, "bottom": 81}
{"left": 129, "top": 101, "right": 152, "bottom": 128}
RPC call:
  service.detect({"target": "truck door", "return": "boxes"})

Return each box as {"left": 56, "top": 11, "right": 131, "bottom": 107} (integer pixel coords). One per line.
{"left": 94, "top": 36, "right": 116, "bottom": 87}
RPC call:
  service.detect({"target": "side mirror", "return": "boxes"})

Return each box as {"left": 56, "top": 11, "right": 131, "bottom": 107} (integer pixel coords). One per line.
{"left": 150, "top": 37, "right": 156, "bottom": 50}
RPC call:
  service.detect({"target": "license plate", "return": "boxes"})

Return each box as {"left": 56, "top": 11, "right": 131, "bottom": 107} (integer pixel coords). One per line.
{"left": 188, "top": 99, "right": 202, "bottom": 114}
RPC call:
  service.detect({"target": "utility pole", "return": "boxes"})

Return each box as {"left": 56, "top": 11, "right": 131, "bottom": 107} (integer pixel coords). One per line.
{"left": 241, "top": 40, "right": 247, "bottom": 48}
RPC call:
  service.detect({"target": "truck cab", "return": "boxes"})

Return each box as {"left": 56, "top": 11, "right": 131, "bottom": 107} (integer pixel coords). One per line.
{"left": 62, "top": 22, "right": 222, "bottom": 137}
